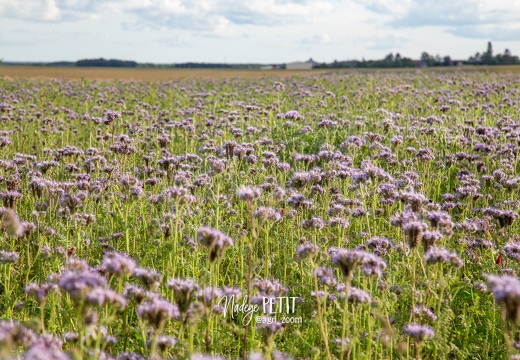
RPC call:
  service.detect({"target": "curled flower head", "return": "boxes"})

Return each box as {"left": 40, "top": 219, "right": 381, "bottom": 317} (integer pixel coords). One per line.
{"left": 504, "top": 241, "right": 520, "bottom": 261}
{"left": 237, "top": 186, "right": 262, "bottom": 203}
{"left": 196, "top": 286, "right": 224, "bottom": 307}
{"left": 284, "top": 110, "right": 303, "bottom": 120}
{"left": 334, "top": 337, "right": 351, "bottom": 351}
{"left": 315, "top": 266, "right": 337, "bottom": 287}
{"left": 346, "top": 287, "right": 371, "bottom": 303}
{"left": 136, "top": 295, "right": 180, "bottom": 328}
{"left": 132, "top": 267, "right": 163, "bottom": 291}
{"left": 102, "top": 252, "right": 136, "bottom": 278}
{"left": 421, "top": 230, "right": 442, "bottom": 252}
{"left": 328, "top": 217, "right": 350, "bottom": 228}
{"left": 295, "top": 243, "right": 319, "bottom": 260}
{"left": 25, "top": 282, "right": 58, "bottom": 304}
{"left": 330, "top": 249, "right": 367, "bottom": 279}
{"left": 0, "top": 320, "right": 35, "bottom": 348}
{"left": 413, "top": 305, "right": 437, "bottom": 322}
{"left": 197, "top": 226, "right": 234, "bottom": 262}
{"left": 403, "top": 323, "right": 435, "bottom": 341}
{"left": 498, "top": 210, "right": 518, "bottom": 228}
{"left": 253, "top": 206, "right": 282, "bottom": 222}
{"left": 301, "top": 217, "right": 325, "bottom": 229}
{"left": 257, "top": 317, "right": 285, "bottom": 345}
{"left": 123, "top": 284, "right": 147, "bottom": 304}
{"left": 403, "top": 221, "right": 427, "bottom": 250}
{"left": 484, "top": 208, "right": 518, "bottom": 228}
{"left": 424, "top": 247, "right": 463, "bottom": 268}
{"left": 167, "top": 278, "right": 200, "bottom": 313}
{"left": 426, "top": 211, "right": 452, "bottom": 229}
{"left": 24, "top": 344, "right": 69, "bottom": 360}
{"left": 1, "top": 208, "right": 24, "bottom": 238}
{"left": 361, "top": 253, "right": 387, "bottom": 278}
{"left": 146, "top": 335, "right": 177, "bottom": 352}
{"left": 86, "top": 287, "right": 127, "bottom": 309}
{"left": 0, "top": 250, "right": 19, "bottom": 264}
{"left": 487, "top": 274, "right": 520, "bottom": 324}
{"left": 0, "top": 191, "right": 23, "bottom": 210}
{"left": 273, "top": 186, "right": 286, "bottom": 201}
{"left": 400, "top": 192, "right": 428, "bottom": 213}
{"left": 366, "top": 236, "right": 394, "bottom": 256}
{"left": 57, "top": 269, "right": 107, "bottom": 302}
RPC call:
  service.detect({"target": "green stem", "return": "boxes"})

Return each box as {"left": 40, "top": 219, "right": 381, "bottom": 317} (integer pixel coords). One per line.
{"left": 311, "top": 259, "right": 332, "bottom": 360}
{"left": 341, "top": 275, "right": 352, "bottom": 360}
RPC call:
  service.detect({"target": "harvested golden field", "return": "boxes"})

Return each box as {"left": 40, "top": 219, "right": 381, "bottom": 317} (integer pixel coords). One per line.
{"left": 0, "top": 66, "right": 334, "bottom": 80}
{"left": 2, "top": 65, "right": 520, "bottom": 81}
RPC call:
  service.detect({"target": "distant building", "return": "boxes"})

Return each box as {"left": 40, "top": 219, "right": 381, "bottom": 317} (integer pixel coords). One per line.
{"left": 286, "top": 58, "right": 318, "bottom": 70}
{"left": 412, "top": 60, "right": 427, "bottom": 68}
{"left": 260, "top": 64, "right": 281, "bottom": 70}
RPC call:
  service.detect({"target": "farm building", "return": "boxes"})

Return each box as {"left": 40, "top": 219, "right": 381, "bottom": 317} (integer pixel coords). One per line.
{"left": 285, "top": 58, "right": 318, "bottom": 70}
{"left": 260, "top": 64, "right": 282, "bottom": 70}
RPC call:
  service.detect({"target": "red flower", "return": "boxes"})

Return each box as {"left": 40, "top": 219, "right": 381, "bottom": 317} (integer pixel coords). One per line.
{"left": 68, "top": 246, "right": 76, "bottom": 257}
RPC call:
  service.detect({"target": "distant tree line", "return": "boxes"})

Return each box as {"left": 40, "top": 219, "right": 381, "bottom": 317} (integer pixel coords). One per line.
{"left": 74, "top": 59, "right": 260, "bottom": 69}
{"left": 2, "top": 59, "right": 139, "bottom": 67}
{"left": 1, "top": 58, "right": 262, "bottom": 69}
{"left": 316, "top": 42, "right": 520, "bottom": 69}
{"left": 2, "top": 42, "right": 519, "bottom": 69}
{"left": 165, "top": 63, "right": 261, "bottom": 69}
{"left": 76, "top": 58, "right": 138, "bottom": 67}
{"left": 465, "top": 42, "right": 520, "bottom": 65}
{"left": 315, "top": 53, "right": 417, "bottom": 69}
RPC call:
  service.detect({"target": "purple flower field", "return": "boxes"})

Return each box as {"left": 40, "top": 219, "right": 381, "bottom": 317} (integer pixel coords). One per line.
{"left": 1, "top": 71, "right": 520, "bottom": 359}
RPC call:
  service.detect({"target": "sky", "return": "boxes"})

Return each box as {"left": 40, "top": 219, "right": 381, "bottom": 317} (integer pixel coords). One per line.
{"left": 1, "top": 0, "right": 520, "bottom": 64}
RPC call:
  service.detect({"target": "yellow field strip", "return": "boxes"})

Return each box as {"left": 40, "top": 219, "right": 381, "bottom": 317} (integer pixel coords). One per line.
{"left": 1, "top": 65, "right": 520, "bottom": 81}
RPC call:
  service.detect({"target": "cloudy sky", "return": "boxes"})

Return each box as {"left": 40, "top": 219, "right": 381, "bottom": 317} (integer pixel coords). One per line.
{"left": 1, "top": 0, "right": 519, "bottom": 64}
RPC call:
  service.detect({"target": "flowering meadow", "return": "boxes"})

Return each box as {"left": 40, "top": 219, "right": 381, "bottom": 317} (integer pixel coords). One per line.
{"left": 1, "top": 71, "right": 520, "bottom": 359}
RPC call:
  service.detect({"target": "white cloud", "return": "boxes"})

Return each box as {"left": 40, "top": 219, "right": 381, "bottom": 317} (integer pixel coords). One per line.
{"left": 355, "top": 0, "right": 520, "bottom": 42}
{"left": 391, "top": 0, "right": 520, "bottom": 27}
{"left": 365, "top": 33, "right": 409, "bottom": 51}
{"left": 301, "top": 34, "right": 333, "bottom": 44}
{"left": 0, "top": 0, "right": 335, "bottom": 33}
{"left": 356, "top": 0, "right": 413, "bottom": 18}
{"left": 153, "top": 32, "right": 193, "bottom": 48}
{"left": 449, "top": 24, "right": 520, "bottom": 42}
{"left": 2, "top": 0, "right": 520, "bottom": 63}
{"left": 121, "top": 0, "right": 335, "bottom": 36}
{"left": 0, "top": 0, "right": 61, "bottom": 21}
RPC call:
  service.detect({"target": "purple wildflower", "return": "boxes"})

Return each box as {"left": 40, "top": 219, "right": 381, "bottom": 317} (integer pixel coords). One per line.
{"left": 295, "top": 243, "right": 319, "bottom": 260}
{"left": 132, "top": 267, "right": 163, "bottom": 291}
{"left": 136, "top": 295, "right": 180, "bottom": 328}
{"left": 424, "top": 247, "right": 463, "bottom": 267}
{"left": 237, "top": 186, "right": 262, "bottom": 203}
{"left": 197, "top": 226, "right": 234, "bottom": 262}
{"left": 102, "top": 252, "right": 136, "bottom": 278}
{"left": 403, "top": 323, "right": 435, "bottom": 341}
{"left": 487, "top": 274, "right": 520, "bottom": 324}
{"left": 331, "top": 249, "right": 367, "bottom": 279}
{"left": 167, "top": 278, "right": 200, "bottom": 313}
{"left": 0, "top": 250, "right": 19, "bottom": 264}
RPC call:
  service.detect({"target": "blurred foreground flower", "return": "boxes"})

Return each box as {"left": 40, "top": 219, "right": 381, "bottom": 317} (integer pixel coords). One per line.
{"left": 487, "top": 274, "right": 520, "bottom": 324}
